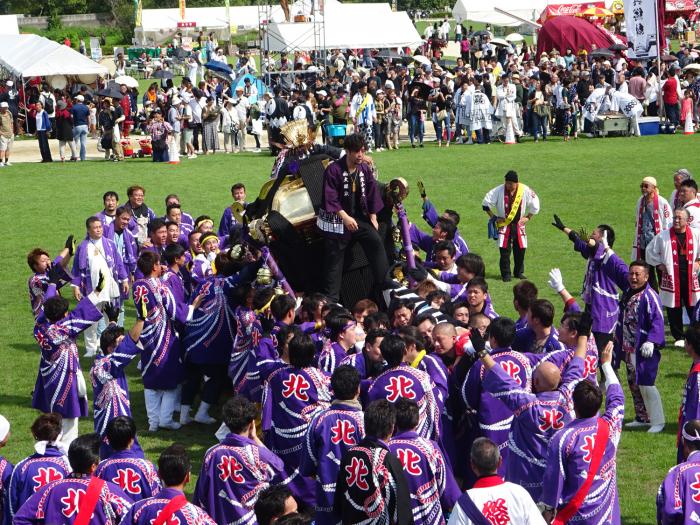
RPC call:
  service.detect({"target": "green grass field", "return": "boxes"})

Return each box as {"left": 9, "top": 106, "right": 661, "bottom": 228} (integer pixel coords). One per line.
{"left": 1, "top": 133, "right": 699, "bottom": 522}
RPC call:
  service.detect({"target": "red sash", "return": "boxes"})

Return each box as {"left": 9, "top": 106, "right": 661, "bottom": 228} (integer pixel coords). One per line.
{"left": 669, "top": 228, "right": 695, "bottom": 306}
{"left": 152, "top": 494, "right": 188, "bottom": 525}
{"left": 636, "top": 193, "right": 661, "bottom": 258}
{"left": 678, "top": 362, "right": 700, "bottom": 446}
{"left": 553, "top": 418, "right": 610, "bottom": 525}
{"left": 75, "top": 477, "right": 106, "bottom": 525}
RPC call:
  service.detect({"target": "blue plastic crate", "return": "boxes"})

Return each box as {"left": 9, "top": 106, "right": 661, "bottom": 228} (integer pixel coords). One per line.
{"left": 326, "top": 124, "right": 348, "bottom": 137}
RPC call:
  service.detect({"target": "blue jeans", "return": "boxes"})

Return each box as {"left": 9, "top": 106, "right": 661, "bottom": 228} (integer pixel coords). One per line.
{"left": 532, "top": 112, "right": 547, "bottom": 140}
{"left": 409, "top": 113, "right": 424, "bottom": 144}
{"left": 73, "top": 125, "right": 88, "bottom": 160}
{"left": 434, "top": 114, "right": 452, "bottom": 143}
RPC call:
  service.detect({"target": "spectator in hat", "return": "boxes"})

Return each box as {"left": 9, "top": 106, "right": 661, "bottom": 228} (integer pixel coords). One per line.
{"left": 55, "top": 100, "right": 77, "bottom": 162}
{"left": 71, "top": 94, "right": 90, "bottom": 161}
{"left": 0, "top": 101, "right": 13, "bottom": 167}
{"left": 0, "top": 80, "right": 18, "bottom": 133}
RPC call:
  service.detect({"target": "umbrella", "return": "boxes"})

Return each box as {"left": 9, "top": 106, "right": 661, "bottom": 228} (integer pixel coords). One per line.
{"left": 438, "top": 59, "right": 457, "bottom": 69}
{"left": 590, "top": 48, "right": 614, "bottom": 58}
{"left": 470, "top": 30, "right": 491, "bottom": 38}
{"left": 376, "top": 49, "right": 401, "bottom": 59}
{"left": 662, "top": 54, "right": 678, "bottom": 62}
{"left": 609, "top": 43, "right": 627, "bottom": 51}
{"left": 204, "top": 61, "right": 233, "bottom": 74}
{"left": 490, "top": 38, "right": 511, "bottom": 47}
{"left": 506, "top": 33, "right": 524, "bottom": 42}
{"left": 684, "top": 63, "right": 700, "bottom": 72}
{"left": 578, "top": 7, "right": 613, "bottom": 17}
{"left": 153, "top": 69, "right": 173, "bottom": 79}
{"left": 96, "top": 86, "right": 123, "bottom": 100}
{"left": 408, "top": 81, "right": 431, "bottom": 99}
{"left": 413, "top": 55, "right": 430, "bottom": 66}
{"left": 114, "top": 75, "right": 139, "bottom": 88}
{"left": 70, "top": 84, "right": 94, "bottom": 95}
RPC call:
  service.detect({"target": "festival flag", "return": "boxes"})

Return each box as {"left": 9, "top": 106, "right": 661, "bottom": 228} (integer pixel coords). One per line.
{"left": 179, "top": 0, "right": 186, "bottom": 22}
{"left": 624, "top": 0, "right": 661, "bottom": 59}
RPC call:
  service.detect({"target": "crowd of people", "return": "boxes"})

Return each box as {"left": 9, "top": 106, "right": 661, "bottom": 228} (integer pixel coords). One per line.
{"left": 3, "top": 121, "right": 700, "bottom": 524}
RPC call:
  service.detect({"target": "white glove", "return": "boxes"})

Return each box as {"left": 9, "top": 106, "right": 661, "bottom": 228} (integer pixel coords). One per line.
{"left": 548, "top": 268, "right": 565, "bottom": 293}
{"left": 601, "top": 230, "right": 610, "bottom": 250}
{"left": 640, "top": 341, "right": 654, "bottom": 358}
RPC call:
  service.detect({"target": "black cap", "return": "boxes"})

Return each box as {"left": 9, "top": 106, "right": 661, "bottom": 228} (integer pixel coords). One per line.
{"left": 504, "top": 170, "right": 518, "bottom": 183}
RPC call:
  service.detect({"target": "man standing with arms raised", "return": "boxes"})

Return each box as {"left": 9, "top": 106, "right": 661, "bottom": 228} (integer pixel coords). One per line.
{"left": 482, "top": 171, "right": 540, "bottom": 282}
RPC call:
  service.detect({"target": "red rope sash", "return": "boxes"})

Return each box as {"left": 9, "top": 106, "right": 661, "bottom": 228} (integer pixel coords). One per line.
{"left": 152, "top": 494, "right": 188, "bottom": 525}
{"left": 669, "top": 228, "right": 695, "bottom": 306}
{"left": 75, "top": 477, "right": 106, "bottom": 525}
{"left": 553, "top": 418, "right": 610, "bottom": 525}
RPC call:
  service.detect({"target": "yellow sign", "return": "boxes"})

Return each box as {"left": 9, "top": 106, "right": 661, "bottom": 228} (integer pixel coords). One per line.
{"left": 179, "top": 0, "right": 186, "bottom": 21}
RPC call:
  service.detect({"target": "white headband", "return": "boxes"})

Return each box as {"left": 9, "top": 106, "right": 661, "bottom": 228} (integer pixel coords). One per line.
{"left": 0, "top": 415, "right": 9, "bottom": 442}
{"left": 683, "top": 424, "right": 700, "bottom": 442}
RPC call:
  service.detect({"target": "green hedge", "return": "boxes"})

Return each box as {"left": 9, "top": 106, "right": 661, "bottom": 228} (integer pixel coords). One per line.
{"left": 19, "top": 25, "right": 131, "bottom": 49}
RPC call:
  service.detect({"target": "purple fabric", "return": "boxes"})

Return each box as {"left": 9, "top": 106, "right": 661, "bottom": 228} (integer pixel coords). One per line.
{"left": 104, "top": 224, "right": 138, "bottom": 277}
{"left": 461, "top": 348, "right": 533, "bottom": 477}
{"left": 422, "top": 199, "right": 470, "bottom": 255}
{"left": 657, "top": 450, "right": 700, "bottom": 525}
{"left": 388, "top": 430, "right": 460, "bottom": 525}
{"left": 120, "top": 487, "right": 216, "bottom": 525}
{"left": 367, "top": 364, "right": 442, "bottom": 441}
{"left": 12, "top": 475, "right": 133, "bottom": 525}
{"left": 184, "top": 274, "right": 242, "bottom": 365}
{"left": 228, "top": 306, "right": 258, "bottom": 387}
{"left": 7, "top": 447, "right": 71, "bottom": 522}
{"left": 339, "top": 352, "right": 369, "bottom": 380}
{"left": 95, "top": 450, "right": 160, "bottom": 502}
{"left": 133, "top": 277, "right": 187, "bottom": 390}
{"left": 300, "top": 402, "right": 365, "bottom": 525}
{"left": 194, "top": 434, "right": 284, "bottom": 525}
{"left": 481, "top": 357, "right": 584, "bottom": 501}
{"left": 32, "top": 297, "right": 102, "bottom": 417}
{"left": 614, "top": 285, "right": 666, "bottom": 386}
{"left": 90, "top": 335, "right": 140, "bottom": 448}
{"left": 261, "top": 365, "right": 332, "bottom": 505}
{"left": 28, "top": 256, "right": 67, "bottom": 319}
{"left": 541, "top": 383, "right": 625, "bottom": 525}
{"left": 317, "top": 341, "right": 349, "bottom": 374}
{"left": 0, "top": 456, "right": 13, "bottom": 525}
{"left": 575, "top": 240, "right": 628, "bottom": 334}
{"left": 680, "top": 364, "right": 700, "bottom": 463}
{"left": 71, "top": 238, "right": 128, "bottom": 295}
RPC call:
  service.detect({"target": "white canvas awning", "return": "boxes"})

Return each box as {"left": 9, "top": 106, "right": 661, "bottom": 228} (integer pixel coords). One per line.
{"left": 0, "top": 15, "right": 19, "bottom": 35}
{"left": 0, "top": 34, "right": 108, "bottom": 78}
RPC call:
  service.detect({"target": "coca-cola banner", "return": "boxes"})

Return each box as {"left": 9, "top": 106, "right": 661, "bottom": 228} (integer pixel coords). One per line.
{"left": 625, "top": 0, "right": 660, "bottom": 59}
{"left": 538, "top": 2, "right": 605, "bottom": 24}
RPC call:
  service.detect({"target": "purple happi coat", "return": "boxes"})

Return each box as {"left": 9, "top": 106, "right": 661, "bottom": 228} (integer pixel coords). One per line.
{"left": 28, "top": 256, "right": 68, "bottom": 319}
{"left": 194, "top": 433, "right": 285, "bottom": 525}
{"left": 481, "top": 357, "right": 585, "bottom": 501}
{"left": 95, "top": 450, "right": 160, "bottom": 502}
{"left": 317, "top": 341, "right": 350, "bottom": 374}
{"left": 339, "top": 352, "right": 370, "bottom": 380}
{"left": 238, "top": 325, "right": 287, "bottom": 403}
{"left": 388, "top": 430, "right": 461, "bottom": 525}
{"left": 229, "top": 306, "right": 259, "bottom": 387}
{"left": 133, "top": 277, "right": 188, "bottom": 390}
{"left": 7, "top": 446, "right": 71, "bottom": 523}
{"left": 575, "top": 240, "right": 628, "bottom": 334}
{"left": 614, "top": 284, "right": 666, "bottom": 385}
{"left": 162, "top": 268, "right": 188, "bottom": 306}
{"left": 657, "top": 449, "right": 700, "bottom": 525}
{"left": 262, "top": 365, "right": 332, "bottom": 505}
{"left": 527, "top": 344, "right": 599, "bottom": 387}
{"left": 184, "top": 274, "right": 242, "bottom": 365}
{"left": 461, "top": 348, "right": 533, "bottom": 477}
{"left": 32, "top": 296, "right": 102, "bottom": 417}
{"left": 367, "top": 364, "right": 442, "bottom": 441}
{"left": 90, "top": 335, "right": 140, "bottom": 454}
{"left": 72, "top": 237, "right": 128, "bottom": 295}
{"left": 299, "top": 401, "right": 365, "bottom": 525}
{"left": 121, "top": 487, "right": 215, "bottom": 525}
{"left": 0, "top": 456, "right": 13, "bottom": 525}
{"left": 422, "top": 199, "right": 470, "bottom": 255}
{"left": 12, "top": 475, "right": 132, "bottom": 525}
{"left": 541, "top": 383, "right": 625, "bottom": 525}
{"left": 104, "top": 224, "right": 139, "bottom": 278}
{"left": 679, "top": 362, "right": 700, "bottom": 463}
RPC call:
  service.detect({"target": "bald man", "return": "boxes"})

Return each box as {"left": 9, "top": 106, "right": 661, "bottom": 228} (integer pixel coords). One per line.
{"left": 475, "top": 314, "right": 591, "bottom": 502}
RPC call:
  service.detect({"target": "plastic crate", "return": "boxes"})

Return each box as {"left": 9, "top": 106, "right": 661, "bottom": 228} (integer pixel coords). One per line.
{"left": 325, "top": 124, "right": 348, "bottom": 138}
{"left": 639, "top": 116, "right": 660, "bottom": 136}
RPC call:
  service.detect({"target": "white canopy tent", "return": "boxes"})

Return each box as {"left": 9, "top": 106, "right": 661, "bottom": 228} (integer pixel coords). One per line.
{"left": 0, "top": 34, "right": 108, "bottom": 78}
{"left": 452, "top": 0, "right": 598, "bottom": 27}
{"left": 0, "top": 15, "right": 19, "bottom": 35}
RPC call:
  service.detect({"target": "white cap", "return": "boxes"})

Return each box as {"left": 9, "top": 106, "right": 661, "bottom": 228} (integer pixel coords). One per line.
{"left": 603, "top": 60, "right": 611, "bottom": 66}
{"left": 0, "top": 415, "right": 9, "bottom": 443}
{"left": 316, "top": 90, "right": 327, "bottom": 97}
{"left": 5, "top": 80, "right": 12, "bottom": 87}
{"left": 0, "top": 102, "right": 8, "bottom": 108}
{"left": 76, "top": 95, "right": 84, "bottom": 102}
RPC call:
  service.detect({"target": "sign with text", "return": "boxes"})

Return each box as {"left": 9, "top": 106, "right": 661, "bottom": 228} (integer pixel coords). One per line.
{"left": 624, "top": 0, "right": 660, "bottom": 59}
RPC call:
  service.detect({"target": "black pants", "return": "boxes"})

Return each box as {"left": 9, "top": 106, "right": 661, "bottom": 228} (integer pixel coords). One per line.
{"left": 37, "top": 130, "right": 52, "bottom": 162}
{"left": 499, "top": 222, "right": 525, "bottom": 279}
{"left": 323, "top": 220, "right": 389, "bottom": 302}
{"left": 667, "top": 272, "right": 693, "bottom": 340}
{"left": 192, "top": 123, "right": 203, "bottom": 151}
{"left": 181, "top": 361, "right": 229, "bottom": 405}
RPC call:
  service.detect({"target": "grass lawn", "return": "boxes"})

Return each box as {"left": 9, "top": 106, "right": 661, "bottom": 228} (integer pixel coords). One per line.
{"left": 1, "top": 133, "right": 699, "bottom": 521}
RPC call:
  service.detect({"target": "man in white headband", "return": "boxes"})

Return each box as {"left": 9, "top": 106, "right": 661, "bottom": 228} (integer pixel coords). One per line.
{"left": 657, "top": 419, "right": 700, "bottom": 523}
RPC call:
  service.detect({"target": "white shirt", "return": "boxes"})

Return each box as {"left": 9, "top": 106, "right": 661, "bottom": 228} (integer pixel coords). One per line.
{"left": 447, "top": 480, "right": 546, "bottom": 525}
{"left": 86, "top": 237, "right": 120, "bottom": 301}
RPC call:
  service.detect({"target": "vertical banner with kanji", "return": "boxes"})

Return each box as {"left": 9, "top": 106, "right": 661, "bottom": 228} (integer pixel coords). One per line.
{"left": 179, "top": 0, "right": 186, "bottom": 21}
{"left": 624, "top": 0, "right": 660, "bottom": 58}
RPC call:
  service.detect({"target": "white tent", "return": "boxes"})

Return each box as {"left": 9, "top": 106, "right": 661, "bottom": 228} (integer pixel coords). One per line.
{"left": 452, "top": 0, "right": 546, "bottom": 26}
{"left": 0, "top": 15, "right": 19, "bottom": 35}
{"left": 0, "top": 34, "right": 108, "bottom": 78}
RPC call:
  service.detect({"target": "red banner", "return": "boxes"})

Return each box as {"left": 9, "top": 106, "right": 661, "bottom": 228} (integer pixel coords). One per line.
{"left": 538, "top": 2, "right": 605, "bottom": 24}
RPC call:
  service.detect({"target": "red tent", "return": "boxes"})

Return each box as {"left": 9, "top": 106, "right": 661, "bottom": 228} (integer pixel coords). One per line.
{"left": 536, "top": 16, "right": 620, "bottom": 56}
{"left": 538, "top": 2, "right": 605, "bottom": 24}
